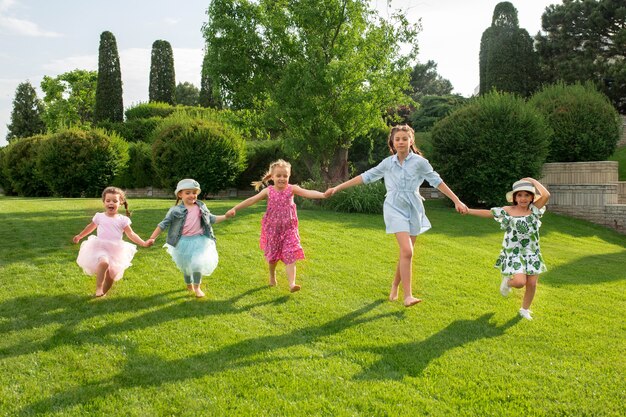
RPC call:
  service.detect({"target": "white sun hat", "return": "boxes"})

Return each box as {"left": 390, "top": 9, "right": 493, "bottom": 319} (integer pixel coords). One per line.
{"left": 506, "top": 180, "right": 538, "bottom": 203}
{"left": 174, "top": 178, "right": 201, "bottom": 196}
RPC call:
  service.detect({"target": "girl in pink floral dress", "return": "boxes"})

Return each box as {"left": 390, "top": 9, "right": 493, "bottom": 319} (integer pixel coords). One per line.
{"left": 227, "top": 160, "right": 326, "bottom": 292}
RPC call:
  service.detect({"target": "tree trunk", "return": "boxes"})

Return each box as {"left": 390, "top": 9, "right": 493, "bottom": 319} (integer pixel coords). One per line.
{"left": 323, "top": 147, "right": 349, "bottom": 185}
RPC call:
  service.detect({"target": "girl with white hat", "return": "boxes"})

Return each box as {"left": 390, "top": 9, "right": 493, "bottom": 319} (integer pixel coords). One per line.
{"left": 465, "top": 177, "right": 550, "bottom": 320}
{"left": 147, "top": 179, "right": 230, "bottom": 298}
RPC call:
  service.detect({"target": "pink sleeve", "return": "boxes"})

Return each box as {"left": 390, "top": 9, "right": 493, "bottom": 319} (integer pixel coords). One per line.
{"left": 119, "top": 215, "right": 131, "bottom": 229}
{"left": 92, "top": 212, "right": 102, "bottom": 225}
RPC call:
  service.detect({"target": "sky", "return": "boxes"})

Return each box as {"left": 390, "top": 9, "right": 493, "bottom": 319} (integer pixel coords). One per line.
{"left": 0, "top": 0, "right": 559, "bottom": 146}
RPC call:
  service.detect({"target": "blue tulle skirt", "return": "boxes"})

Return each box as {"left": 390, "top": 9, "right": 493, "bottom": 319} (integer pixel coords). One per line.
{"left": 164, "top": 235, "right": 218, "bottom": 276}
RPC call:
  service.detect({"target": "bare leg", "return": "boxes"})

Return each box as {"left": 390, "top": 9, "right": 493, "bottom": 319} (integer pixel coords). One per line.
{"left": 522, "top": 275, "right": 538, "bottom": 310}
{"left": 508, "top": 273, "right": 527, "bottom": 289}
{"left": 102, "top": 272, "right": 115, "bottom": 295}
{"left": 394, "top": 232, "right": 420, "bottom": 307}
{"left": 286, "top": 262, "right": 300, "bottom": 292}
{"left": 192, "top": 273, "right": 204, "bottom": 297}
{"left": 268, "top": 261, "right": 277, "bottom": 286}
{"left": 95, "top": 260, "right": 109, "bottom": 297}
{"left": 389, "top": 263, "right": 401, "bottom": 301}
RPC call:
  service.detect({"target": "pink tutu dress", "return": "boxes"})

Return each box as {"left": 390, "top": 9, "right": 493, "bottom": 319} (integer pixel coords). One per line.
{"left": 76, "top": 212, "right": 138, "bottom": 281}
{"left": 260, "top": 185, "right": 305, "bottom": 264}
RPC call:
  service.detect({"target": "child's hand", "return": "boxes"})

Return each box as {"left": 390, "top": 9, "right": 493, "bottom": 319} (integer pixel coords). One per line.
{"left": 455, "top": 201, "right": 468, "bottom": 214}
{"left": 324, "top": 188, "right": 336, "bottom": 197}
{"left": 73, "top": 235, "right": 81, "bottom": 244}
{"left": 226, "top": 209, "right": 236, "bottom": 218}
{"left": 145, "top": 238, "right": 155, "bottom": 247}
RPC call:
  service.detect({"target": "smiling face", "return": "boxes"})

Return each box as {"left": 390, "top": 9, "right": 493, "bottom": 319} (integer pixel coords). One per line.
{"left": 391, "top": 130, "right": 414, "bottom": 155}
{"left": 103, "top": 193, "right": 122, "bottom": 216}
{"left": 271, "top": 166, "right": 291, "bottom": 190}
{"left": 514, "top": 190, "right": 534, "bottom": 207}
{"left": 178, "top": 188, "right": 199, "bottom": 206}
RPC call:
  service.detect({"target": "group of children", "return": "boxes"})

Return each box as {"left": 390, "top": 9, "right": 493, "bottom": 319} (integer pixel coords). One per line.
{"left": 73, "top": 124, "right": 550, "bottom": 320}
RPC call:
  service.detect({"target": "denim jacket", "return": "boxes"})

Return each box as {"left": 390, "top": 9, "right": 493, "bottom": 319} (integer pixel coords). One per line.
{"left": 158, "top": 200, "right": 217, "bottom": 246}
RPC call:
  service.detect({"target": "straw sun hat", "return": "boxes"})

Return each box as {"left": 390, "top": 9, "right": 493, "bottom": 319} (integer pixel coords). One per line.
{"left": 506, "top": 180, "right": 538, "bottom": 203}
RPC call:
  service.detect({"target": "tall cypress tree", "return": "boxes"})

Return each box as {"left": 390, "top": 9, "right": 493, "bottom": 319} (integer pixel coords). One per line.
{"left": 6, "top": 81, "right": 45, "bottom": 142}
{"left": 94, "top": 31, "right": 124, "bottom": 123}
{"left": 149, "top": 40, "right": 176, "bottom": 104}
{"left": 479, "top": 2, "right": 539, "bottom": 97}
{"left": 199, "top": 50, "right": 221, "bottom": 108}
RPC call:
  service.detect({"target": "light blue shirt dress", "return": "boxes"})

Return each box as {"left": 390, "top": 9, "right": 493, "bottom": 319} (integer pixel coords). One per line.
{"left": 361, "top": 152, "right": 443, "bottom": 236}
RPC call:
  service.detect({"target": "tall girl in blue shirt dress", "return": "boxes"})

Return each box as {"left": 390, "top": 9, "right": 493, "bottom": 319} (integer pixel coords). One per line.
{"left": 326, "top": 125, "right": 467, "bottom": 307}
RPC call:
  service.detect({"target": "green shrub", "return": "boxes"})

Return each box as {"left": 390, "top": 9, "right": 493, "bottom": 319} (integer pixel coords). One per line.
{"left": 37, "top": 127, "right": 129, "bottom": 197}
{"left": 0, "top": 146, "right": 16, "bottom": 195}
{"left": 430, "top": 91, "right": 550, "bottom": 207}
{"left": 323, "top": 181, "right": 386, "bottom": 214}
{"left": 349, "top": 125, "right": 389, "bottom": 176}
{"left": 2, "top": 135, "right": 51, "bottom": 196}
{"left": 409, "top": 95, "right": 468, "bottom": 132}
{"left": 235, "top": 139, "right": 287, "bottom": 189}
{"left": 125, "top": 102, "right": 176, "bottom": 120}
{"left": 114, "top": 142, "right": 156, "bottom": 189}
{"left": 529, "top": 82, "right": 621, "bottom": 162}
{"left": 151, "top": 114, "right": 246, "bottom": 195}
{"left": 98, "top": 118, "right": 161, "bottom": 143}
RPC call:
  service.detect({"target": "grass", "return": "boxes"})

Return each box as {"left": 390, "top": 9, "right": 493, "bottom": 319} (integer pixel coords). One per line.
{"left": 0, "top": 196, "right": 624, "bottom": 416}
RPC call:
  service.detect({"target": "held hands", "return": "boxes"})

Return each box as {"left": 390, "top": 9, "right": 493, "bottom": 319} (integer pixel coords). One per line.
{"left": 324, "top": 187, "right": 337, "bottom": 198}
{"left": 144, "top": 239, "right": 155, "bottom": 247}
{"left": 225, "top": 209, "right": 236, "bottom": 218}
{"left": 455, "top": 201, "right": 468, "bottom": 215}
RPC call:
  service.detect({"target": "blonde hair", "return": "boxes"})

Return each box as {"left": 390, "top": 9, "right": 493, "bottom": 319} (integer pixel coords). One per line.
{"left": 101, "top": 186, "right": 131, "bottom": 216}
{"left": 387, "top": 124, "right": 421, "bottom": 156}
{"left": 252, "top": 159, "right": 292, "bottom": 191}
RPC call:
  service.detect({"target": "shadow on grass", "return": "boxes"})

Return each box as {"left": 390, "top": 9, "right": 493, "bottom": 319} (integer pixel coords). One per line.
{"left": 0, "top": 286, "right": 286, "bottom": 360}
{"left": 18, "top": 300, "right": 396, "bottom": 415}
{"left": 353, "top": 313, "right": 521, "bottom": 380}
{"left": 540, "top": 250, "right": 626, "bottom": 285}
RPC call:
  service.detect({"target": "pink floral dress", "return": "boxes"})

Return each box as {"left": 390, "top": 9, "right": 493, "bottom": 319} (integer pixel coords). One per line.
{"left": 260, "top": 185, "right": 305, "bottom": 264}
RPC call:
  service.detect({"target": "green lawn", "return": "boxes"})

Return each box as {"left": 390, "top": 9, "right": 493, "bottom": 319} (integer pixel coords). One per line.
{"left": 609, "top": 144, "right": 626, "bottom": 180}
{"left": 0, "top": 197, "right": 624, "bottom": 416}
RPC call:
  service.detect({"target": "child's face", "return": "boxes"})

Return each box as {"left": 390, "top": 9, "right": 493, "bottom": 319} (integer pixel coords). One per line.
{"left": 103, "top": 193, "right": 122, "bottom": 216}
{"left": 514, "top": 191, "right": 534, "bottom": 207}
{"left": 392, "top": 131, "right": 413, "bottom": 153}
{"left": 178, "top": 189, "right": 199, "bottom": 205}
{"left": 271, "top": 166, "right": 291, "bottom": 189}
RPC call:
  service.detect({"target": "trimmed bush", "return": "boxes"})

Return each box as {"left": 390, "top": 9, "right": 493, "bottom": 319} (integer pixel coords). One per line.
{"left": 37, "top": 127, "right": 129, "bottom": 197}
{"left": 235, "top": 139, "right": 286, "bottom": 189}
{"left": 125, "top": 102, "right": 176, "bottom": 120}
{"left": 0, "top": 146, "right": 16, "bottom": 195}
{"left": 151, "top": 114, "right": 246, "bottom": 195}
{"left": 98, "top": 117, "right": 161, "bottom": 143}
{"left": 529, "top": 82, "right": 621, "bottom": 162}
{"left": 114, "top": 142, "right": 156, "bottom": 189}
{"left": 430, "top": 91, "right": 550, "bottom": 207}
{"left": 2, "top": 135, "right": 51, "bottom": 196}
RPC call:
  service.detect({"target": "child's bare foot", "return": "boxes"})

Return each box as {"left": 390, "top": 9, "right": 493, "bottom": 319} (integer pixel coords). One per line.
{"left": 389, "top": 285, "right": 399, "bottom": 301}
{"left": 269, "top": 277, "right": 277, "bottom": 287}
{"left": 403, "top": 297, "right": 422, "bottom": 307}
{"left": 186, "top": 284, "right": 193, "bottom": 291}
{"left": 289, "top": 284, "right": 301, "bottom": 293}
{"left": 194, "top": 288, "right": 205, "bottom": 298}
{"left": 94, "top": 292, "right": 106, "bottom": 298}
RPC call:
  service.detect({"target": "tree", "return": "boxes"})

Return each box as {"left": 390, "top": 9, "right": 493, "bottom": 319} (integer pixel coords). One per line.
{"left": 203, "top": 0, "right": 419, "bottom": 183}
{"left": 479, "top": 2, "right": 539, "bottom": 97}
{"left": 6, "top": 81, "right": 45, "bottom": 142}
{"left": 199, "top": 50, "right": 221, "bottom": 108}
{"left": 409, "top": 94, "right": 467, "bottom": 132}
{"left": 409, "top": 60, "right": 453, "bottom": 102}
{"left": 149, "top": 40, "right": 176, "bottom": 105}
{"left": 175, "top": 82, "right": 200, "bottom": 106}
{"left": 94, "top": 31, "right": 124, "bottom": 123}
{"left": 535, "top": 0, "right": 626, "bottom": 112}
{"left": 40, "top": 69, "right": 98, "bottom": 131}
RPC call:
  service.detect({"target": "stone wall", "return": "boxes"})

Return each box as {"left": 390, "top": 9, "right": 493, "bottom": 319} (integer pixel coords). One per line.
{"left": 619, "top": 115, "right": 626, "bottom": 147}
{"left": 123, "top": 186, "right": 256, "bottom": 200}
{"left": 541, "top": 161, "right": 626, "bottom": 234}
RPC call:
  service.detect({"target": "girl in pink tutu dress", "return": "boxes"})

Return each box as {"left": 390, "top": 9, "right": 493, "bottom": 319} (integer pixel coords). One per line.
{"left": 73, "top": 187, "right": 152, "bottom": 297}
{"left": 227, "top": 160, "right": 326, "bottom": 292}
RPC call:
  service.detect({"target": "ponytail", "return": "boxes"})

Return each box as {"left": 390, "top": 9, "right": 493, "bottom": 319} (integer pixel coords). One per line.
{"left": 252, "top": 159, "right": 292, "bottom": 191}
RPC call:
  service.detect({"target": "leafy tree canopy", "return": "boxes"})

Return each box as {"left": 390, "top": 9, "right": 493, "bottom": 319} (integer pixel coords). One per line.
{"left": 175, "top": 82, "right": 200, "bottom": 107}
{"left": 409, "top": 60, "right": 453, "bottom": 102}
{"left": 40, "top": 69, "right": 98, "bottom": 131}
{"left": 535, "top": 0, "right": 626, "bottom": 112}
{"left": 203, "top": 0, "right": 420, "bottom": 183}
{"left": 6, "top": 81, "right": 46, "bottom": 142}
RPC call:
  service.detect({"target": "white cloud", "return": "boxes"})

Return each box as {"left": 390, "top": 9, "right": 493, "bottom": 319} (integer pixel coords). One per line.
{"left": 42, "top": 54, "right": 97, "bottom": 73}
{"left": 0, "top": 15, "right": 62, "bottom": 37}
{"left": 163, "top": 17, "right": 180, "bottom": 26}
{"left": 0, "top": 0, "right": 16, "bottom": 13}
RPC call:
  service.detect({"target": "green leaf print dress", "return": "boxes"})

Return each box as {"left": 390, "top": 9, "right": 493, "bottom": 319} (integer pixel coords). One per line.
{"left": 491, "top": 204, "right": 547, "bottom": 277}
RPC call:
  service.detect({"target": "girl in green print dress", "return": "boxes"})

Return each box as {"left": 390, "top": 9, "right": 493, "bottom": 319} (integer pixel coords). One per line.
{"left": 465, "top": 178, "right": 550, "bottom": 320}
